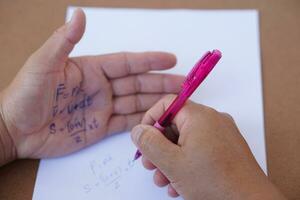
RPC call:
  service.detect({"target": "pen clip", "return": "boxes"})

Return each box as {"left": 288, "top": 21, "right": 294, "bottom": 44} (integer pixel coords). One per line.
{"left": 183, "top": 51, "right": 211, "bottom": 87}
{"left": 182, "top": 49, "right": 221, "bottom": 90}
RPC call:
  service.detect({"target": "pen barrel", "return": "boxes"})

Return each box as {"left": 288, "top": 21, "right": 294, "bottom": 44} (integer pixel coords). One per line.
{"left": 154, "top": 121, "right": 165, "bottom": 132}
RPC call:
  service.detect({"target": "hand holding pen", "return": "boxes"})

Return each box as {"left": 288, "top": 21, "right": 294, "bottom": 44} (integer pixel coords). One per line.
{"left": 134, "top": 50, "right": 222, "bottom": 160}
{"left": 130, "top": 50, "right": 286, "bottom": 199}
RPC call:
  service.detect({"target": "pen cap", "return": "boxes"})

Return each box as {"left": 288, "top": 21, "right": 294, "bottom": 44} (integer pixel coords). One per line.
{"left": 203, "top": 49, "right": 222, "bottom": 73}
{"left": 183, "top": 49, "right": 222, "bottom": 88}
{"left": 183, "top": 51, "right": 210, "bottom": 87}
{"left": 193, "top": 49, "right": 221, "bottom": 85}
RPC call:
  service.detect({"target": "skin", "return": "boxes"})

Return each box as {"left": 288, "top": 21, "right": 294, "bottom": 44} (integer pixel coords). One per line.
{"left": 0, "top": 9, "right": 184, "bottom": 166}
{"left": 131, "top": 95, "right": 287, "bottom": 200}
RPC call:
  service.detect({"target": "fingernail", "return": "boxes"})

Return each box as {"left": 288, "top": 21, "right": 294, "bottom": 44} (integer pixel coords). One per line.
{"left": 131, "top": 126, "right": 144, "bottom": 145}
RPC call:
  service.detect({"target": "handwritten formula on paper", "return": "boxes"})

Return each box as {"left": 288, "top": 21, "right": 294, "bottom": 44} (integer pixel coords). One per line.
{"left": 83, "top": 155, "right": 135, "bottom": 194}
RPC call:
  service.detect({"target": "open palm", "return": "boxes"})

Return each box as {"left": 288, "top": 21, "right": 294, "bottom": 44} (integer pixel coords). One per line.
{"left": 0, "top": 9, "right": 183, "bottom": 159}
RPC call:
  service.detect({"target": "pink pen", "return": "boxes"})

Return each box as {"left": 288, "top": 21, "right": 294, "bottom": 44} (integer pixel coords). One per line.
{"left": 133, "top": 49, "right": 222, "bottom": 160}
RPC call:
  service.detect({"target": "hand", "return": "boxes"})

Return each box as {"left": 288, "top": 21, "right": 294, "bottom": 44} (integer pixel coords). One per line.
{"left": 0, "top": 9, "right": 184, "bottom": 162}
{"left": 131, "top": 95, "right": 286, "bottom": 200}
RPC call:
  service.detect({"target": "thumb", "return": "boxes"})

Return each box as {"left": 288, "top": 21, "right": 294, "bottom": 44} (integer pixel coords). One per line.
{"left": 29, "top": 8, "right": 86, "bottom": 71}
{"left": 131, "top": 124, "right": 181, "bottom": 174}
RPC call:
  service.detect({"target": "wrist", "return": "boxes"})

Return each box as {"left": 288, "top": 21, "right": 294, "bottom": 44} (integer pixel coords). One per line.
{"left": 0, "top": 92, "right": 17, "bottom": 166}
{"left": 224, "top": 167, "right": 287, "bottom": 200}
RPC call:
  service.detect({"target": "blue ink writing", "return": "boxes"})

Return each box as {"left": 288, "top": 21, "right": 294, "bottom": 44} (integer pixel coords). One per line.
{"left": 67, "top": 95, "right": 93, "bottom": 114}
{"left": 55, "top": 83, "right": 66, "bottom": 102}
{"left": 49, "top": 123, "right": 56, "bottom": 134}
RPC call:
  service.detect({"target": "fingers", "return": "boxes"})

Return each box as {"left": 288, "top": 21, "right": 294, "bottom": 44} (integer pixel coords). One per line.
{"left": 106, "top": 113, "right": 144, "bottom": 135}
{"left": 154, "top": 169, "right": 170, "bottom": 187}
{"left": 131, "top": 124, "right": 181, "bottom": 175}
{"left": 168, "top": 184, "right": 180, "bottom": 198}
{"left": 142, "top": 156, "right": 156, "bottom": 170}
{"left": 96, "top": 52, "right": 177, "bottom": 79}
{"left": 113, "top": 94, "right": 163, "bottom": 115}
{"left": 141, "top": 94, "right": 205, "bottom": 133}
{"left": 141, "top": 94, "right": 177, "bottom": 125}
{"left": 153, "top": 168, "right": 179, "bottom": 198}
{"left": 28, "top": 8, "right": 86, "bottom": 72}
{"left": 144, "top": 157, "right": 179, "bottom": 197}
{"left": 111, "top": 73, "right": 184, "bottom": 96}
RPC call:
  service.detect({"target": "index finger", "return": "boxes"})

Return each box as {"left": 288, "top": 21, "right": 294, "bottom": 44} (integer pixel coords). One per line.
{"left": 94, "top": 52, "right": 177, "bottom": 79}
{"left": 141, "top": 94, "right": 205, "bottom": 133}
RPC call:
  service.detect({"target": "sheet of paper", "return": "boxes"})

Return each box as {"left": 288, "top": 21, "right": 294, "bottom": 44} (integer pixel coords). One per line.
{"left": 33, "top": 7, "right": 266, "bottom": 200}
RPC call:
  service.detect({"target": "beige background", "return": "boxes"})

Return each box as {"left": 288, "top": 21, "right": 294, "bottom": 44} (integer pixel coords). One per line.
{"left": 0, "top": 0, "right": 299, "bottom": 199}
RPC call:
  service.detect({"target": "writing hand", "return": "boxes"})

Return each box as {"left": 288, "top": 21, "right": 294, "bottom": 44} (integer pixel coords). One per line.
{"left": 131, "top": 95, "right": 286, "bottom": 200}
{"left": 0, "top": 9, "right": 184, "bottom": 162}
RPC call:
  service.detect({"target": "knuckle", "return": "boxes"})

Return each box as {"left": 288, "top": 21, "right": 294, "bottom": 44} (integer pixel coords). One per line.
{"left": 221, "top": 112, "right": 234, "bottom": 121}
{"left": 121, "top": 52, "right": 131, "bottom": 75}
{"left": 180, "top": 102, "right": 204, "bottom": 117}
{"left": 144, "top": 109, "right": 152, "bottom": 118}
{"left": 135, "top": 75, "right": 142, "bottom": 93}
{"left": 203, "top": 105, "right": 218, "bottom": 114}
{"left": 142, "top": 94, "right": 176, "bottom": 123}
{"left": 135, "top": 95, "right": 142, "bottom": 112}
{"left": 143, "top": 108, "right": 156, "bottom": 123}
{"left": 179, "top": 106, "right": 193, "bottom": 119}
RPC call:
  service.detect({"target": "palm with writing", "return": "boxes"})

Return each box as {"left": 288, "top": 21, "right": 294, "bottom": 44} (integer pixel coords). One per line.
{"left": 0, "top": 9, "right": 183, "bottom": 159}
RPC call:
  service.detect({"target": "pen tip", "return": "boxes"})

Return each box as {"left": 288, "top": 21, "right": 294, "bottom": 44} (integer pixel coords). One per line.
{"left": 133, "top": 151, "right": 142, "bottom": 161}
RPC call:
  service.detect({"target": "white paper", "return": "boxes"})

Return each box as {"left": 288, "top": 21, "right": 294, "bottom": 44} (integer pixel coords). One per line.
{"left": 33, "top": 7, "right": 266, "bottom": 200}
